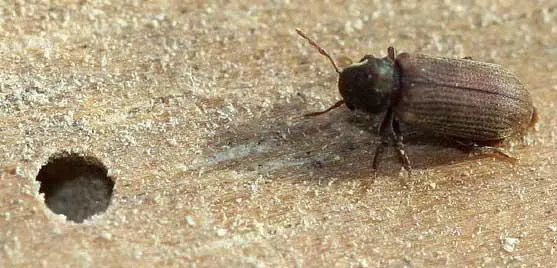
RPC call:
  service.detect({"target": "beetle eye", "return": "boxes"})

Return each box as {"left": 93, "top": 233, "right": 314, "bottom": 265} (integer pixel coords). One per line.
{"left": 346, "top": 103, "right": 355, "bottom": 110}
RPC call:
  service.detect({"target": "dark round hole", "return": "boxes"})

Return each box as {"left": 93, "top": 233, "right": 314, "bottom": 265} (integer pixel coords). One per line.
{"left": 36, "top": 152, "right": 114, "bottom": 223}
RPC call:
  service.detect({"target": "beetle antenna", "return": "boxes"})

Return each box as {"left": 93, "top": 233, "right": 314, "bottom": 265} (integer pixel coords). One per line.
{"left": 296, "top": 28, "right": 341, "bottom": 74}
{"left": 302, "top": 100, "right": 345, "bottom": 117}
{"left": 290, "top": 100, "right": 345, "bottom": 120}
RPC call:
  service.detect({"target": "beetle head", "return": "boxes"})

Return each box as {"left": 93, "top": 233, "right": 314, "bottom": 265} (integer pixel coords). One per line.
{"left": 338, "top": 55, "right": 396, "bottom": 114}
{"left": 296, "top": 28, "right": 398, "bottom": 117}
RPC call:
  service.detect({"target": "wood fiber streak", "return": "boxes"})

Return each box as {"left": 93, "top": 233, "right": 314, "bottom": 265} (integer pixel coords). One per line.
{"left": 395, "top": 53, "right": 533, "bottom": 141}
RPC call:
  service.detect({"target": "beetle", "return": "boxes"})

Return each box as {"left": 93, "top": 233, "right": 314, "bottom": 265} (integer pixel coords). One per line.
{"left": 296, "top": 28, "right": 537, "bottom": 173}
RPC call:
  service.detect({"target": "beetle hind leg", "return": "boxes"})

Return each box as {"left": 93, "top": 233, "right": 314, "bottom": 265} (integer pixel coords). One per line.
{"left": 455, "top": 140, "right": 518, "bottom": 164}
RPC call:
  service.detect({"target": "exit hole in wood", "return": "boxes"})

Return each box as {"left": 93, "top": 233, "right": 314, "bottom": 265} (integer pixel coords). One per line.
{"left": 36, "top": 152, "right": 114, "bottom": 223}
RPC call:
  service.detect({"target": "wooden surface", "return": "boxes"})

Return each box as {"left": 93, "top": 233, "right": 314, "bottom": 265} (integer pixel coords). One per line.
{"left": 1, "top": 0, "right": 557, "bottom": 267}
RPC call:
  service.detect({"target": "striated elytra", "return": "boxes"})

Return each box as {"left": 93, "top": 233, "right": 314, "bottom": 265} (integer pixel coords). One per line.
{"left": 296, "top": 29, "right": 536, "bottom": 173}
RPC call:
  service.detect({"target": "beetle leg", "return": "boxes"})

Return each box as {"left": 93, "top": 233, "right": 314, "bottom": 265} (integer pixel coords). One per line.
{"left": 454, "top": 140, "right": 518, "bottom": 163}
{"left": 473, "top": 146, "right": 517, "bottom": 163}
{"left": 372, "top": 109, "right": 412, "bottom": 173}
{"left": 372, "top": 109, "right": 393, "bottom": 171}
{"left": 392, "top": 119, "right": 412, "bottom": 173}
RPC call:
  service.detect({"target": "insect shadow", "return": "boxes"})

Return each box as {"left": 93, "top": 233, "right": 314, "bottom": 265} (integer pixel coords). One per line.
{"left": 206, "top": 99, "right": 477, "bottom": 181}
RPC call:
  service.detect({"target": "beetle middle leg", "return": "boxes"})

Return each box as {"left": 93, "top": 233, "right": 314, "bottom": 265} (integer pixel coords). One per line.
{"left": 392, "top": 118, "right": 412, "bottom": 172}
{"left": 372, "top": 108, "right": 412, "bottom": 173}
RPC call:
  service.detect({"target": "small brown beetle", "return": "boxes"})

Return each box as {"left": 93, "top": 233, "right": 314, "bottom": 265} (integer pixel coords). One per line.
{"left": 296, "top": 28, "right": 537, "bottom": 173}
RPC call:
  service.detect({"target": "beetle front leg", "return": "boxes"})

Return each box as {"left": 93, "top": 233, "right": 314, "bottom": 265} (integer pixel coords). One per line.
{"left": 372, "top": 109, "right": 412, "bottom": 174}
{"left": 372, "top": 110, "right": 392, "bottom": 171}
